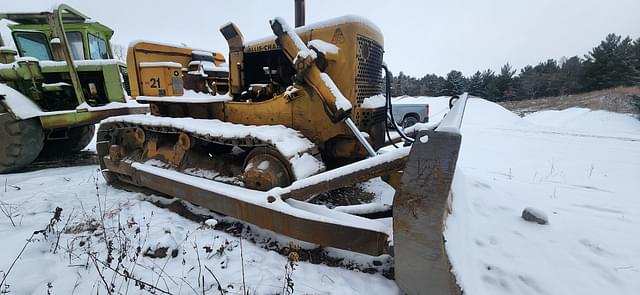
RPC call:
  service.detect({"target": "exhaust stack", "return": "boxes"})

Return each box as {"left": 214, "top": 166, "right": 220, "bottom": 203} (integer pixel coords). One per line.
{"left": 294, "top": 0, "right": 305, "bottom": 27}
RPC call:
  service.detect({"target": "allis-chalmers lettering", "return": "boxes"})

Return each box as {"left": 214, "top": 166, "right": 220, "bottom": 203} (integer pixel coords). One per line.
{"left": 246, "top": 43, "right": 280, "bottom": 53}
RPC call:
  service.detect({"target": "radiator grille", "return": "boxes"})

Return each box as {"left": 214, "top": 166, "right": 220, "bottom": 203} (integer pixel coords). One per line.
{"left": 355, "top": 35, "right": 384, "bottom": 106}
{"left": 354, "top": 35, "right": 385, "bottom": 139}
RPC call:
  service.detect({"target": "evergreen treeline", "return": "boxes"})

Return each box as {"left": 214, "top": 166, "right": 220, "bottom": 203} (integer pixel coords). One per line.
{"left": 391, "top": 33, "right": 640, "bottom": 101}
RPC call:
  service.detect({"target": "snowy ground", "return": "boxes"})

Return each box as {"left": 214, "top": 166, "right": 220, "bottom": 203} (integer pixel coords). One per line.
{"left": 447, "top": 100, "right": 640, "bottom": 295}
{"left": 0, "top": 167, "right": 399, "bottom": 294}
{"left": 1, "top": 98, "right": 639, "bottom": 294}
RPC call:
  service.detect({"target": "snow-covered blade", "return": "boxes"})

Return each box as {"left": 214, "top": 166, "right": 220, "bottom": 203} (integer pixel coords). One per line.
{"left": 436, "top": 93, "right": 469, "bottom": 134}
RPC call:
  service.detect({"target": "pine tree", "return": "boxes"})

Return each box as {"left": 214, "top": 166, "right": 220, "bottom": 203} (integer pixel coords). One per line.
{"left": 517, "top": 65, "right": 537, "bottom": 98}
{"left": 634, "top": 38, "right": 640, "bottom": 75}
{"left": 480, "top": 69, "right": 499, "bottom": 100}
{"left": 539, "top": 59, "right": 562, "bottom": 97}
{"left": 496, "top": 63, "right": 517, "bottom": 100}
{"left": 420, "top": 74, "right": 447, "bottom": 96}
{"left": 444, "top": 70, "right": 465, "bottom": 96}
{"left": 559, "top": 56, "right": 585, "bottom": 94}
{"left": 617, "top": 36, "right": 640, "bottom": 85}
{"left": 391, "top": 71, "right": 407, "bottom": 97}
{"left": 386, "top": 33, "right": 638, "bottom": 100}
{"left": 467, "top": 71, "right": 484, "bottom": 96}
{"left": 584, "top": 34, "right": 640, "bottom": 90}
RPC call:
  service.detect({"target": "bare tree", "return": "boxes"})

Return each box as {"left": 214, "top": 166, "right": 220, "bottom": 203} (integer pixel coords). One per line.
{"left": 111, "top": 43, "right": 126, "bottom": 62}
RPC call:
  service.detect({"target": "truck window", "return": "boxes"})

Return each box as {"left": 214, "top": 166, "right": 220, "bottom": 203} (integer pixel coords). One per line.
{"left": 13, "top": 31, "right": 52, "bottom": 61}
{"left": 88, "top": 33, "right": 109, "bottom": 60}
{"left": 66, "top": 31, "right": 85, "bottom": 60}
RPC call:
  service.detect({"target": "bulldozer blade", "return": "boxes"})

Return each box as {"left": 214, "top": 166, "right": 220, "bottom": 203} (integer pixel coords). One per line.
{"left": 393, "top": 130, "right": 462, "bottom": 295}
{"left": 100, "top": 154, "right": 397, "bottom": 256}
{"left": 278, "top": 147, "right": 410, "bottom": 201}
{"left": 392, "top": 94, "right": 468, "bottom": 295}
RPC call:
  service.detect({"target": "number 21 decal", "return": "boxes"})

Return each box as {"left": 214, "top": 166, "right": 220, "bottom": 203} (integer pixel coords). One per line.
{"left": 150, "top": 77, "right": 160, "bottom": 88}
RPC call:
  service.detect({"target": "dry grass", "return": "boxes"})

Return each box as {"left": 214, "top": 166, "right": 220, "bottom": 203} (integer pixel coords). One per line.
{"left": 499, "top": 86, "right": 640, "bottom": 115}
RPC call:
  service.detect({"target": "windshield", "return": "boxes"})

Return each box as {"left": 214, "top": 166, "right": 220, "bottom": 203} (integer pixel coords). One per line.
{"left": 13, "top": 31, "right": 52, "bottom": 61}
{"left": 66, "top": 31, "right": 85, "bottom": 60}
{"left": 88, "top": 33, "right": 109, "bottom": 60}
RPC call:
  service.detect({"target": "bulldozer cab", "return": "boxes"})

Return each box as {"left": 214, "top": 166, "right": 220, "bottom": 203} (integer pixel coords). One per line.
{"left": 2, "top": 6, "right": 114, "bottom": 61}
{"left": 11, "top": 20, "right": 113, "bottom": 61}
{"left": 0, "top": 4, "right": 127, "bottom": 111}
{"left": 0, "top": 5, "right": 147, "bottom": 174}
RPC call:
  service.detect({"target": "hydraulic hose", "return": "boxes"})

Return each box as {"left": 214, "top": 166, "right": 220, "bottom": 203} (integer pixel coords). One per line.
{"left": 382, "top": 64, "right": 414, "bottom": 143}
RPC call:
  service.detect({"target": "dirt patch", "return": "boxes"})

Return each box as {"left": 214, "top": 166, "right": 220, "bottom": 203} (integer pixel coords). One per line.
{"left": 143, "top": 246, "right": 179, "bottom": 258}
{"left": 498, "top": 86, "right": 640, "bottom": 115}
{"left": 311, "top": 185, "right": 376, "bottom": 208}
{"left": 24, "top": 150, "right": 98, "bottom": 172}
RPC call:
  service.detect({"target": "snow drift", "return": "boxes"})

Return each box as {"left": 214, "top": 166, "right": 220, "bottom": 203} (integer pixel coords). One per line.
{"left": 446, "top": 99, "right": 640, "bottom": 295}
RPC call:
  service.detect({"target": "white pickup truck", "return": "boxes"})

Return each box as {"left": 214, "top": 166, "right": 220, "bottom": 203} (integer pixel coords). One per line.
{"left": 391, "top": 96, "right": 430, "bottom": 128}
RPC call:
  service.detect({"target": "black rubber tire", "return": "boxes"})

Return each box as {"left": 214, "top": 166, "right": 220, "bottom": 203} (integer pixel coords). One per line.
{"left": 41, "top": 124, "right": 96, "bottom": 155}
{"left": 0, "top": 113, "right": 45, "bottom": 174}
{"left": 401, "top": 115, "right": 419, "bottom": 129}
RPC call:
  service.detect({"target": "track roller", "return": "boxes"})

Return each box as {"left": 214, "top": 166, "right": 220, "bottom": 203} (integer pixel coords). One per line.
{"left": 243, "top": 147, "right": 293, "bottom": 191}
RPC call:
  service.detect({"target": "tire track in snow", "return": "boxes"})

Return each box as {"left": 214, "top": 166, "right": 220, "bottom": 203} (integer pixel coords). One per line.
{"left": 489, "top": 127, "right": 640, "bottom": 142}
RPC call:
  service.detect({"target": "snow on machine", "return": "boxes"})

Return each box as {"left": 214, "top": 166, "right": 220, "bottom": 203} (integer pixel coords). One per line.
{"left": 0, "top": 4, "right": 147, "bottom": 173}
{"left": 0, "top": 2, "right": 471, "bottom": 294}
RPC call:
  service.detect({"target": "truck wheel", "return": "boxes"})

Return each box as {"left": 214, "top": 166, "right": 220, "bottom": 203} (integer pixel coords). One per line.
{"left": 42, "top": 124, "right": 96, "bottom": 155}
{"left": 401, "top": 115, "right": 419, "bottom": 129}
{"left": 0, "top": 113, "right": 45, "bottom": 173}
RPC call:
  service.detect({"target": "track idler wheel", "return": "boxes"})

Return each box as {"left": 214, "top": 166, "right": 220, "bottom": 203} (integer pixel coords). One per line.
{"left": 243, "top": 147, "right": 292, "bottom": 191}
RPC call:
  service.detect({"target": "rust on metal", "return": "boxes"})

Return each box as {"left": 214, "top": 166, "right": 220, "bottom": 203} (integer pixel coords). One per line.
{"left": 393, "top": 130, "right": 463, "bottom": 295}
{"left": 38, "top": 105, "right": 147, "bottom": 129}
{"left": 133, "top": 127, "right": 146, "bottom": 145}
{"left": 243, "top": 147, "right": 293, "bottom": 191}
{"left": 100, "top": 150, "right": 389, "bottom": 256}
{"left": 280, "top": 155, "right": 408, "bottom": 201}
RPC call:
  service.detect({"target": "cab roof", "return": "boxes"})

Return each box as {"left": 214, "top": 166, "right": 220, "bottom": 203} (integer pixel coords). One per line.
{"left": 0, "top": 8, "right": 88, "bottom": 25}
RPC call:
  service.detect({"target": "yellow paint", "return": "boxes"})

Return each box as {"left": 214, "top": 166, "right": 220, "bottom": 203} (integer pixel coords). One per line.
{"left": 126, "top": 41, "right": 226, "bottom": 97}
{"left": 126, "top": 19, "right": 384, "bottom": 159}
{"left": 138, "top": 64, "right": 183, "bottom": 97}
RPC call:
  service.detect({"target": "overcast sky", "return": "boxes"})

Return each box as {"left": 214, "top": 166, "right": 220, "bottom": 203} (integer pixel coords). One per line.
{"left": 2, "top": 0, "right": 640, "bottom": 77}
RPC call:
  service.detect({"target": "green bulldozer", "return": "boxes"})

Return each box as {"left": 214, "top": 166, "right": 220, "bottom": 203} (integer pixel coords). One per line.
{"left": 0, "top": 4, "right": 147, "bottom": 173}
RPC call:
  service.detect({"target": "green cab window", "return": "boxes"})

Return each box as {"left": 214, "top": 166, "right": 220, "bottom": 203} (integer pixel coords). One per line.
{"left": 88, "top": 33, "right": 109, "bottom": 60}
{"left": 13, "top": 31, "right": 52, "bottom": 61}
{"left": 66, "top": 31, "right": 85, "bottom": 60}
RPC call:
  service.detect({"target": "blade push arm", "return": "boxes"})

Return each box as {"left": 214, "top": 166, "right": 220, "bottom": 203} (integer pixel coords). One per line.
{"left": 269, "top": 17, "right": 377, "bottom": 157}
{"left": 269, "top": 17, "right": 352, "bottom": 123}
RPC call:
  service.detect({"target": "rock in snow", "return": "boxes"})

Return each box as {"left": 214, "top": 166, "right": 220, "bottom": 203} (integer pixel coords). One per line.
{"left": 521, "top": 207, "right": 549, "bottom": 225}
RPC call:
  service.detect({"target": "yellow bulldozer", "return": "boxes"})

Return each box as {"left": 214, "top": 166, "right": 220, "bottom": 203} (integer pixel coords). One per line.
{"left": 97, "top": 2, "right": 468, "bottom": 294}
